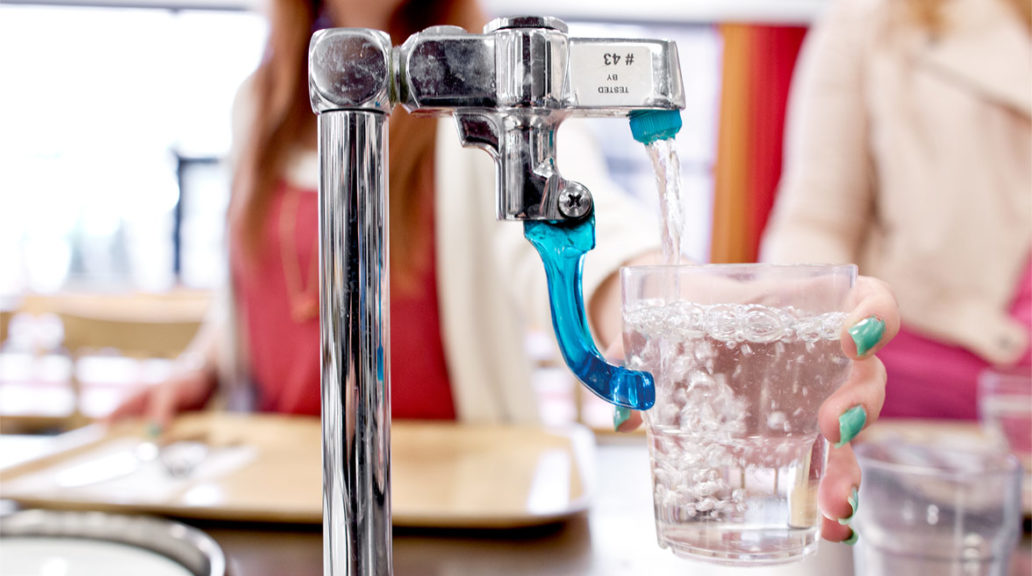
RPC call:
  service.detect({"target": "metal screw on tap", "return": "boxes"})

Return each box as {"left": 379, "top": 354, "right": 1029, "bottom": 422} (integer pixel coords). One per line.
{"left": 558, "top": 184, "right": 593, "bottom": 220}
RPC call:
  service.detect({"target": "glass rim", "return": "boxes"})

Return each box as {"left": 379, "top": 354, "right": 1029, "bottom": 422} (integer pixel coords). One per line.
{"left": 978, "top": 365, "right": 1032, "bottom": 384}
{"left": 854, "top": 442, "right": 1022, "bottom": 481}
{"left": 621, "top": 262, "right": 858, "bottom": 276}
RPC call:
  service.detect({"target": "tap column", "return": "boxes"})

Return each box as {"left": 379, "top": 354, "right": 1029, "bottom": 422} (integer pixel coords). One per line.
{"left": 310, "top": 28, "right": 393, "bottom": 576}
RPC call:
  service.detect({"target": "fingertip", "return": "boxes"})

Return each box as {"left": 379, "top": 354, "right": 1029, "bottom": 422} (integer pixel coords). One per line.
{"left": 834, "top": 405, "right": 868, "bottom": 448}
{"left": 818, "top": 443, "right": 861, "bottom": 524}
{"left": 846, "top": 316, "right": 885, "bottom": 358}
{"left": 843, "top": 277, "right": 900, "bottom": 359}
{"left": 614, "top": 408, "right": 643, "bottom": 432}
{"left": 818, "top": 358, "right": 885, "bottom": 445}
{"left": 613, "top": 406, "right": 630, "bottom": 431}
{"left": 821, "top": 516, "right": 854, "bottom": 543}
{"left": 145, "top": 387, "right": 176, "bottom": 434}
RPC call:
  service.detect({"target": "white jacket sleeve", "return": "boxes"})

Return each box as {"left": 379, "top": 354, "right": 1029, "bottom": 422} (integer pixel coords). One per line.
{"left": 760, "top": 0, "right": 877, "bottom": 265}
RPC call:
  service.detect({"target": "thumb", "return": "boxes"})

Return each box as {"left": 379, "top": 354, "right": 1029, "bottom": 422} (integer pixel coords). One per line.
{"left": 603, "top": 338, "right": 626, "bottom": 364}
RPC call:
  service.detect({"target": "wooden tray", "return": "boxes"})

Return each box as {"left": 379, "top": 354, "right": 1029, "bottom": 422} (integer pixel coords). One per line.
{"left": 0, "top": 413, "right": 594, "bottom": 528}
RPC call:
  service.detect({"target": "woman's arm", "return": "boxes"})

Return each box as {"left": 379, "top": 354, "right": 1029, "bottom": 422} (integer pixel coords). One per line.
{"left": 106, "top": 288, "right": 227, "bottom": 430}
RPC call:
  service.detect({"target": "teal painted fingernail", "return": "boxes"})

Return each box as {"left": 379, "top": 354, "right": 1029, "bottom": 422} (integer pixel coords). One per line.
{"left": 838, "top": 486, "right": 859, "bottom": 525}
{"left": 146, "top": 421, "right": 163, "bottom": 438}
{"left": 849, "top": 316, "right": 885, "bottom": 357}
{"left": 844, "top": 528, "right": 859, "bottom": 546}
{"left": 613, "top": 406, "right": 630, "bottom": 431}
{"left": 835, "top": 405, "right": 867, "bottom": 448}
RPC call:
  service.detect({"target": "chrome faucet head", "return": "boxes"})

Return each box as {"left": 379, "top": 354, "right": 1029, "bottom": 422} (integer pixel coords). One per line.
{"left": 309, "top": 28, "right": 393, "bottom": 113}
{"left": 310, "top": 17, "right": 685, "bottom": 221}
{"left": 396, "top": 16, "right": 684, "bottom": 116}
{"left": 392, "top": 16, "right": 685, "bottom": 221}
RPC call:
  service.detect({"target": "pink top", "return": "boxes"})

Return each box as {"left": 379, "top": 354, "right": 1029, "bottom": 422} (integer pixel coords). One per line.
{"left": 878, "top": 258, "right": 1032, "bottom": 420}
{"left": 233, "top": 181, "right": 455, "bottom": 419}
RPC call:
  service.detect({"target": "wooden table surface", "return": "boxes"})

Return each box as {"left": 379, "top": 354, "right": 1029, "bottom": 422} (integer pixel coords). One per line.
{"left": 3, "top": 432, "right": 1029, "bottom": 576}
{"left": 193, "top": 437, "right": 860, "bottom": 576}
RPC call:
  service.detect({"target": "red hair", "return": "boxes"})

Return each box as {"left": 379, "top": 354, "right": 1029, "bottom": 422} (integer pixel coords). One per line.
{"left": 230, "top": 0, "right": 487, "bottom": 289}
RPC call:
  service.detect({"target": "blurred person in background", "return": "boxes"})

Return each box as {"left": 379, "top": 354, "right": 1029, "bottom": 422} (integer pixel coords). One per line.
{"left": 111, "top": 0, "right": 902, "bottom": 541}
{"left": 762, "top": 0, "right": 1031, "bottom": 420}
{"left": 112, "top": 0, "right": 659, "bottom": 424}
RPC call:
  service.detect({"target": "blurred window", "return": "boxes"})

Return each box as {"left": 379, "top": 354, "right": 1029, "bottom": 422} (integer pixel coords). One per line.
{"left": 0, "top": 5, "right": 266, "bottom": 293}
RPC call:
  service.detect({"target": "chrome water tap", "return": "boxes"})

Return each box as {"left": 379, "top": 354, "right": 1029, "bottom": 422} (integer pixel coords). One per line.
{"left": 310, "top": 16, "right": 685, "bottom": 576}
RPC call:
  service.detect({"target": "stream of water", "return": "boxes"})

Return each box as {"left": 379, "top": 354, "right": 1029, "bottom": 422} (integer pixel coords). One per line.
{"left": 644, "top": 138, "right": 684, "bottom": 266}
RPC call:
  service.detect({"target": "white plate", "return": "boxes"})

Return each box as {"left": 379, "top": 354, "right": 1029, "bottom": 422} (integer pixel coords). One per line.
{"left": 0, "top": 510, "right": 225, "bottom": 576}
{"left": 1, "top": 537, "right": 195, "bottom": 576}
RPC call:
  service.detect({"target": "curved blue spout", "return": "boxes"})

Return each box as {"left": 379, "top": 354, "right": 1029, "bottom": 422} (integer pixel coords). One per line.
{"left": 524, "top": 217, "right": 655, "bottom": 411}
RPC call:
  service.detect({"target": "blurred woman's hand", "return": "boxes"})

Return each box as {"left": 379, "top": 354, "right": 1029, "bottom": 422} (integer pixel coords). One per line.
{"left": 106, "top": 365, "right": 217, "bottom": 431}
{"left": 607, "top": 274, "right": 900, "bottom": 544}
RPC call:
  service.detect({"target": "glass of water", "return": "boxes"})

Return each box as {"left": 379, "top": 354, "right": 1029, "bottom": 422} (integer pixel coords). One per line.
{"left": 979, "top": 366, "right": 1032, "bottom": 504}
{"left": 853, "top": 439, "right": 1022, "bottom": 576}
{"left": 621, "top": 263, "right": 857, "bottom": 565}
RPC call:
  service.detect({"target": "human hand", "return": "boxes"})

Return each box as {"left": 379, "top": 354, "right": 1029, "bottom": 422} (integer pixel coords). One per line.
{"left": 607, "top": 274, "right": 899, "bottom": 545}
{"left": 106, "top": 366, "right": 216, "bottom": 432}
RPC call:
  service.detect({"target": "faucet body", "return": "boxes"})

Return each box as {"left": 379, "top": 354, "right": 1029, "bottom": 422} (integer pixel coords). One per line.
{"left": 310, "top": 17, "right": 684, "bottom": 576}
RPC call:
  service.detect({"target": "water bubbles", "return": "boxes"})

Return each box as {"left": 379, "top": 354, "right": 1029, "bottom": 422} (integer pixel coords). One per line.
{"left": 629, "top": 300, "right": 854, "bottom": 531}
{"left": 670, "top": 355, "right": 695, "bottom": 380}
{"left": 695, "top": 497, "right": 716, "bottom": 512}
{"left": 627, "top": 302, "right": 850, "bottom": 347}
{"left": 674, "top": 302, "right": 707, "bottom": 338}
{"left": 767, "top": 411, "right": 787, "bottom": 430}
{"left": 692, "top": 339, "right": 716, "bottom": 363}
{"left": 742, "top": 305, "right": 789, "bottom": 343}
{"left": 678, "top": 503, "right": 698, "bottom": 519}
{"left": 706, "top": 304, "right": 741, "bottom": 342}
{"left": 655, "top": 436, "right": 678, "bottom": 456}
{"left": 660, "top": 403, "right": 680, "bottom": 427}
{"left": 672, "top": 386, "right": 688, "bottom": 407}
{"left": 687, "top": 371, "right": 716, "bottom": 392}
{"left": 693, "top": 468, "right": 718, "bottom": 483}
{"left": 695, "top": 480, "right": 721, "bottom": 497}
{"left": 821, "top": 312, "right": 847, "bottom": 340}
{"left": 795, "top": 317, "right": 822, "bottom": 343}
{"left": 926, "top": 504, "right": 940, "bottom": 525}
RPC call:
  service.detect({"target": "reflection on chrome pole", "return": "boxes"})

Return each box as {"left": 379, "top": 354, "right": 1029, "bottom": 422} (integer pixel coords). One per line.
{"left": 318, "top": 111, "right": 391, "bottom": 576}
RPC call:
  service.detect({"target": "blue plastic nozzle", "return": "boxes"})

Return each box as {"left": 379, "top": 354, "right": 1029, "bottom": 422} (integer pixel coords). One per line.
{"left": 524, "top": 217, "right": 655, "bottom": 411}
{"left": 629, "top": 109, "right": 683, "bottom": 144}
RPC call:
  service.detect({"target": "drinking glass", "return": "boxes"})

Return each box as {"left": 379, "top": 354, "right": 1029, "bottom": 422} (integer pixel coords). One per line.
{"left": 978, "top": 366, "right": 1032, "bottom": 501}
{"left": 621, "top": 263, "right": 856, "bottom": 565}
{"left": 853, "top": 439, "right": 1022, "bottom": 576}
